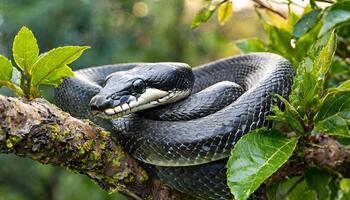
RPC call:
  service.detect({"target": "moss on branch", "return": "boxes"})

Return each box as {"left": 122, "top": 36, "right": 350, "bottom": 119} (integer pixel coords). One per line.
{"left": 0, "top": 95, "right": 151, "bottom": 199}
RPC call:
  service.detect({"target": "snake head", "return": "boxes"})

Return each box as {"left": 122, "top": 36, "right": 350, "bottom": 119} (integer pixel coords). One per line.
{"left": 89, "top": 63, "right": 194, "bottom": 118}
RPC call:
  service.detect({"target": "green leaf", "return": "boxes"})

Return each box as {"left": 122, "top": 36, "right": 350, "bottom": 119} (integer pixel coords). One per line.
{"left": 41, "top": 65, "right": 74, "bottom": 87}
{"left": 304, "top": 168, "right": 332, "bottom": 200}
{"left": 292, "top": 10, "right": 321, "bottom": 39}
{"left": 0, "top": 55, "right": 13, "bottom": 81}
{"left": 340, "top": 179, "right": 349, "bottom": 189}
{"left": 268, "top": 94, "right": 305, "bottom": 133}
{"left": 267, "top": 175, "right": 333, "bottom": 200}
{"left": 267, "top": 176, "right": 303, "bottom": 200}
{"left": 262, "top": 22, "right": 296, "bottom": 64}
{"left": 31, "top": 46, "right": 89, "bottom": 87}
{"left": 326, "top": 57, "right": 350, "bottom": 88}
{"left": 217, "top": 1, "right": 232, "bottom": 26}
{"left": 336, "top": 178, "right": 350, "bottom": 200}
{"left": 290, "top": 32, "right": 336, "bottom": 116}
{"left": 338, "top": 80, "right": 350, "bottom": 90}
{"left": 286, "top": 183, "right": 317, "bottom": 200}
{"left": 12, "top": 26, "right": 39, "bottom": 72}
{"left": 191, "top": 6, "right": 215, "bottom": 29}
{"left": 320, "top": 0, "right": 350, "bottom": 36}
{"left": 314, "top": 91, "right": 350, "bottom": 137}
{"left": 227, "top": 128, "right": 298, "bottom": 200}
{"left": 234, "top": 38, "right": 266, "bottom": 53}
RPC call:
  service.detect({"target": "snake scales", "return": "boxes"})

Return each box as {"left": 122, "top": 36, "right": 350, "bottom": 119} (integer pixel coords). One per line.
{"left": 54, "top": 52, "right": 294, "bottom": 199}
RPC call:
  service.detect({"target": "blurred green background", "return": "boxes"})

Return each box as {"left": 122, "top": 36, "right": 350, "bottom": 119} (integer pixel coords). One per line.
{"left": 0, "top": 0, "right": 262, "bottom": 199}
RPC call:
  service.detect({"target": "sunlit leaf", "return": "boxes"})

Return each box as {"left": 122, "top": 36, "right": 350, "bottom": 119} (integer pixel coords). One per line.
{"left": 227, "top": 128, "right": 298, "bottom": 200}
{"left": 338, "top": 80, "right": 350, "bottom": 90}
{"left": 217, "top": 1, "right": 232, "bottom": 26}
{"left": 41, "top": 65, "right": 74, "bottom": 87}
{"left": 12, "top": 26, "right": 39, "bottom": 72}
{"left": 0, "top": 55, "right": 13, "bottom": 81}
{"left": 191, "top": 6, "right": 215, "bottom": 29}
{"left": 31, "top": 46, "right": 89, "bottom": 87}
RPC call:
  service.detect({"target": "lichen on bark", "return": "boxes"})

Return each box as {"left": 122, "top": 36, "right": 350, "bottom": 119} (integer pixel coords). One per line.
{"left": 0, "top": 95, "right": 149, "bottom": 198}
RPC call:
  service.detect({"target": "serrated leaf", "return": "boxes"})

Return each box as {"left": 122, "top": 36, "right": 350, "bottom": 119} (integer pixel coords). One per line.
{"left": 41, "top": 65, "right": 74, "bottom": 87}
{"left": 191, "top": 6, "right": 215, "bottom": 29}
{"left": 0, "top": 55, "right": 13, "bottom": 81}
{"left": 292, "top": 10, "right": 320, "bottom": 39}
{"left": 227, "top": 128, "right": 298, "bottom": 200}
{"left": 234, "top": 38, "right": 266, "bottom": 53}
{"left": 12, "top": 26, "right": 39, "bottom": 72}
{"left": 31, "top": 46, "right": 89, "bottom": 87}
{"left": 268, "top": 94, "right": 305, "bottom": 133}
{"left": 290, "top": 32, "right": 336, "bottom": 116}
{"left": 217, "top": 1, "right": 232, "bottom": 26}
{"left": 314, "top": 91, "right": 350, "bottom": 137}
{"left": 315, "top": 91, "right": 350, "bottom": 122}
{"left": 315, "top": 111, "right": 350, "bottom": 137}
{"left": 320, "top": 1, "right": 350, "bottom": 36}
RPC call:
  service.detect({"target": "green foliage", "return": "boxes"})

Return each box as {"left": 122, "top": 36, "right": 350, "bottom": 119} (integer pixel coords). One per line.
{"left": 289, "top": 32, "right": 336, "bottom": 122}
{"left": 314, "top": 91, "right": 350, "bottom": 137}
{"left": 0, "top": 55, "right": 14, "bottom": 81}
{"left": 217, "top": 1, "right": 233, "bottom": 26}
{"left": 304, "top": 168, "right": 333, "bottom": 199}
{"left": 267, "top": 176, "right": 318, "bottom": 200}
{"left": 267, "top": 169, "right": 336, "bottom": 200}
{"left": 320, "top": 1, "right": 350, "bottom": 36}
{"left": 234, "top": 38, "right": 266, "bottom": 53}
{"left": 196, "top": 1, "right": 350, "bottom": 199}
{"left": 339, "top": 178, "right": 350, "bottom": 199}
{"left": 226, "top": 128, "right": 298, "bottom": 200}
{"left": 292, "top": 10, "right": 321, "bottom": 39}
{"left": 268, "top": 94, "right": 305, "bottom": 134}
{"left": 192, "top": 0, "right": 233, "bottom": 29}
{"left": 0, "top": 26, "right": 88, "bottom": 99}
{"left": 13, "top": 27, "right": 39, "bottom": 72}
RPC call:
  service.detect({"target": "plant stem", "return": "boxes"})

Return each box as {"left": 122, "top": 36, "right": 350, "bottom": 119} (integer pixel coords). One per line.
{"left": 0, "top": 80, "right": 25, "bottom": 97}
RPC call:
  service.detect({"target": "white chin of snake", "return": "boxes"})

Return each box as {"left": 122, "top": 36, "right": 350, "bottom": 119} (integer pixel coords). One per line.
{"left": 103, "top": 88, "right": 190, "bottom": 117}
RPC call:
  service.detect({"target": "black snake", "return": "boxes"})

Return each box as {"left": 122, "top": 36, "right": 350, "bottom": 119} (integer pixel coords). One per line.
{"left": 54, "top": 53, "right": 294, "bottom": 199}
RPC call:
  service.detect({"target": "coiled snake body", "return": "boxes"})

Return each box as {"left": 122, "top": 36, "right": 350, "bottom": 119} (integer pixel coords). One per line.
{"left": 54, "top": 53, "right": 294, "bottom": 199}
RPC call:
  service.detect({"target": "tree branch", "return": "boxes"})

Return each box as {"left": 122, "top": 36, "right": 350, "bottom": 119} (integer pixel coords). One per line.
{"left": 0, "top": 95, "right": 186, "bottom": 200}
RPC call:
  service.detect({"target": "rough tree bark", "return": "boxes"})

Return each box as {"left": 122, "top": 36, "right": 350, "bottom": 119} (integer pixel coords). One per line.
{"left": 0, "top": 95, "right": 189, "bottom": 200}
{"left": 1, "top": 95, "right": 350, "bottom": 200}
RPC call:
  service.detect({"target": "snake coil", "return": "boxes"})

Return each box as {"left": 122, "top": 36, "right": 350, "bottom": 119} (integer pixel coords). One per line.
{"left": 55, "top": 53, "right": 294, "bottom": 199}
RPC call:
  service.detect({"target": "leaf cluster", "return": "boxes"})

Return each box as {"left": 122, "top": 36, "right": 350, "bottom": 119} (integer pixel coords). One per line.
{"left": 0, "top": 26, "right": 89, "bottom": 99}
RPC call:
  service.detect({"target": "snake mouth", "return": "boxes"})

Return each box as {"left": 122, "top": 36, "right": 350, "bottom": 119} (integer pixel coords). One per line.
{"left": 91, "top": 88, "right": 173, "bottom": 118}
{"left": 91, "top": 88, "right": 191, "bottom": 118}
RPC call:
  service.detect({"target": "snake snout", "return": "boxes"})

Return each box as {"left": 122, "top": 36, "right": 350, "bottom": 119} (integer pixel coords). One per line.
{"left": 89, "top": 95, "right": 115, "bottom": 111}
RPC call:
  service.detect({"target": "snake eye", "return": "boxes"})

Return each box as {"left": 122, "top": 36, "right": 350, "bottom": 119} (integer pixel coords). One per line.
{"left": 132, "top": 79, "right": 146, "bottom": 93}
